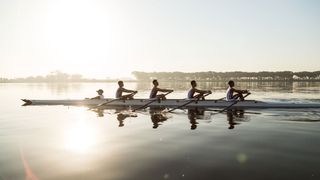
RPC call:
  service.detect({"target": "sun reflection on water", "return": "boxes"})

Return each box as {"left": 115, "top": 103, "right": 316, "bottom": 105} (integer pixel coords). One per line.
{"left": 64, "top": 110, "right": 97, "bottom": 154}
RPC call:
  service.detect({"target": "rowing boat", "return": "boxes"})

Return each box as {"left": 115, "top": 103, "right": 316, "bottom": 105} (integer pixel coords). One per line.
{"left": 21, "top": 99, "right": 320, "bottom": 109}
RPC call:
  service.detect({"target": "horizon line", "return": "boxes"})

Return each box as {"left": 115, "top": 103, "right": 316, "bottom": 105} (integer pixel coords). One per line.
{"left": 1, "top": 70, "right": 320, "bottom": 79}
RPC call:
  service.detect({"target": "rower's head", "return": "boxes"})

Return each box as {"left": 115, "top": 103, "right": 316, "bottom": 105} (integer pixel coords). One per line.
{"left": 228, "top": 80, "right": 235, "bottom": 87}
{"left": 152, "top": 79, "right": 159, "bottom": 86}
{"left": 118, "top": 80, "right": 124, "bottom": 87}
{"left": 191, "top": 80, "right": 197, "bottom": 87}
{"left": 96, "top": 89, "right": 104, "bottom": 95}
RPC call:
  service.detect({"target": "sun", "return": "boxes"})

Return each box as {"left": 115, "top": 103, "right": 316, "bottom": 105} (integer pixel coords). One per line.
{"left": 46, "top": 0, "right": 133, "bottom": 79}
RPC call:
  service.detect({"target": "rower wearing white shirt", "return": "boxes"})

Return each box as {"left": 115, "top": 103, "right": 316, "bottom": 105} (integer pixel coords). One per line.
{"left": 226, "top": 80, "right": 249, "bottom": 101}
{"left": 187, "top": 80, "right": 211, "bottom": 100}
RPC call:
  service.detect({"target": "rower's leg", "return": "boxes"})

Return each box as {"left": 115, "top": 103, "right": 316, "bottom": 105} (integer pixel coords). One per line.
{"left": 155, "top": 95, "right": 163, "bottom": 102}
{"left": 194, "top": 93, "right": 205, "bottom": 100}
{"left": 200, "top": 93, "right": 205, "bottom": 100}
{"left": 161, "top": 94, "right": 167, "bottom": 100}
{"left": 238, "top": 93, "right": 244, "bottom": 101}
{"left": 233, "top": 94, "right": 244, "bottom": 101}
{"left": 122, "top": 94, "right": 134, "bottom": 100}
{"left": 129, "top": 94, "right": 134, "bottom": 100}
{"left": 158, "top": 94, "right": 167, "bottom": 100}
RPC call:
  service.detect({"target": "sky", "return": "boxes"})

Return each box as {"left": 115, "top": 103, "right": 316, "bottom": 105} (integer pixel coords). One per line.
{"left": 0, "top": 0, "right": 320, "bottom": 79}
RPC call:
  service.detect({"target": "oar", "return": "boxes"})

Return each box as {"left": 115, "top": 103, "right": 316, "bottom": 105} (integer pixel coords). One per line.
{"left": 206, "top": 108, "right": 261, "bottom": 115}
{"left": 132, "top": 91, "right": 172, "bottom": 112}
{"left": 94, "top": 92, "right": 137, "bottom": 108}
{"left": 88, "top": 99, "right": 119, "bottom": 110}
{"left": 167, "top": 92, "right": 212, "bottom": 113}
{"left": 97, "top": 98, "right": 120, "bottom": 107}
{"left": 218, "top": 92, "right": 251, "bottom": 113}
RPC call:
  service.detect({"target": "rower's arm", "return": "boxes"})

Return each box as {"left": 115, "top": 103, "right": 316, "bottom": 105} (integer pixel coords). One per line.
{"left": 158, "top": 88, "right": 174, "bottom": 93}
{"left": 90, "top": 96, "right": 101, "bottom": 100}
{"left": 194, "top": 88, "right": 211, "bottom": 94}
{"left": 234, "top": 88, "right": 248, "bottom": 94}
{"left": 122, "top": 88, "right": 137, "bottom": 93}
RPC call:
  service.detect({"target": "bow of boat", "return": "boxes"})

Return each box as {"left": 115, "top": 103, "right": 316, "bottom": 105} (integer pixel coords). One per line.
{"left": 21, "top": 99, "right": 32, "bottom": 106}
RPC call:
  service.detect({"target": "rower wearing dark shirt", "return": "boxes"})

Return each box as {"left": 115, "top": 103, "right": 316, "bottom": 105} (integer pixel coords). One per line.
{"left": 116, "top": 81, "right": 137, "bottom": 100}
{"left": 149, "top": 79, "right": 173, "bottom": 100}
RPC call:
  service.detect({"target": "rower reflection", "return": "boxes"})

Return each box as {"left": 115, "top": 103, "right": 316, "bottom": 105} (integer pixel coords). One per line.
{"left": 89, "top": 106, "right": 250, "bottom": 130}
{"left": 116, "top": 108, "right": 137, "bottom": 127}
{"left": 187, "top": 108, "right": 206, "bottom": 130}
{"left": 150, "top": 108, "right": 169, "bottom": 129}
{"left": 91, "top": 108, "right": 104, "bottom": 117}
{"left": 226, "top": 109, "right": 249, "bottom": 129}
{"left": 117, "top": 113, "right": 137, "bottom": 127}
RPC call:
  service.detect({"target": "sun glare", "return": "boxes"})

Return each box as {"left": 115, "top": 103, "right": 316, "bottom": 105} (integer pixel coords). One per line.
{"left": 64, "top": 110, "right": 97, "bottom": 154}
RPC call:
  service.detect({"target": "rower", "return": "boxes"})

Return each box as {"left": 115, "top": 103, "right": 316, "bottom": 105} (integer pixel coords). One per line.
{"left": 90, "top": 89, "right": 105, "bottom": 99}
{"left": 226, "top": 80, "right": 249, "bottom": 101}
{"left": 116, "top": 81, "right": 138, "bottom": 100}
{"left": 149, "top": 79, "right": 173, "bottom": 100}
{"left": 187, "top": 80, "right": 212, "bottom": 100}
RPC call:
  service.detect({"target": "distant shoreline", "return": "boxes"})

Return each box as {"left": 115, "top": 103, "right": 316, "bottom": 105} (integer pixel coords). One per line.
{"left": 1, "top": 70, "right": 319, "bottom": 83}
{"left": 1, "top": 79, "right": 320, "bottom": 83}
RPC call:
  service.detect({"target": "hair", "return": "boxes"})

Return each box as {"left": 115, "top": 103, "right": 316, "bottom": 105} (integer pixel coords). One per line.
{"left": 228, "top": 80, "right": 234, "bottom": 86}
{"left": 118, "top": 81, "right": 123, "bottom": 85}
{"left": 97, "top": 89, "right": 104, "bottom": 94}
{"left": 190, "top": 80, "right": 196, "bottom": 86}
{"left": 152, "top": 79, "right": 158, "bottom": 85}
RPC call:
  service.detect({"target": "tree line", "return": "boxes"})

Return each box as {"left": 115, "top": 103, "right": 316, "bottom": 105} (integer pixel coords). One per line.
{"left": 132, "top": 71, "right": 320, "bottom": 82}
{"left": 0, "top": 71, "right": 128, "bottom": 83}
{"left": 1, "top": 71, "right": 320, "bottom": 83}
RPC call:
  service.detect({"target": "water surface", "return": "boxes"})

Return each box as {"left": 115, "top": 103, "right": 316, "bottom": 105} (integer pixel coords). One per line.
{"left": 0, "top": 82, "right": 319, "bottom": 180}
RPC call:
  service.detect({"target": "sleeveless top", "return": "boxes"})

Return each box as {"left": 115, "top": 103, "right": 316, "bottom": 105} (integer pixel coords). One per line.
{"left": 99, "top": 95, "right": 105, "bottom": 99}
{"left": 149, "top": 87, "right": 157, "bottom": 98}
{"left": 226, "top": 87, "right": 234, "bottom": 101}
{"left": 187, "top": 88, "right": 195, "bottom": 99}
{"left": 116, "top": 87, "right": 122, "bottom": 98}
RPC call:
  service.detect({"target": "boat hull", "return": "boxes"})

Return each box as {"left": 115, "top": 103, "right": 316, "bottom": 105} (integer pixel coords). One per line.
{"left": 21, "top": 99, "right": 320, "bottom": 109}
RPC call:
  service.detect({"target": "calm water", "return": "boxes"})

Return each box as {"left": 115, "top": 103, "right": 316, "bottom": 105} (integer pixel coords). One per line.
{"left": 0, "top": 82, "right": 320, "bottom": 180}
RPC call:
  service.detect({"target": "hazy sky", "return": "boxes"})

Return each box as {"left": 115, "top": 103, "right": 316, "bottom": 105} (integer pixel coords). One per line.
{"left": 1, "top": 0, "right": 320, "bottom": 78}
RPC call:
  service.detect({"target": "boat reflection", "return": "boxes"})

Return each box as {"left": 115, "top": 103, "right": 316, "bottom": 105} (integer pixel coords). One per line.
{"left": 88, "top": 106, "right": 250, "bottom": 130}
